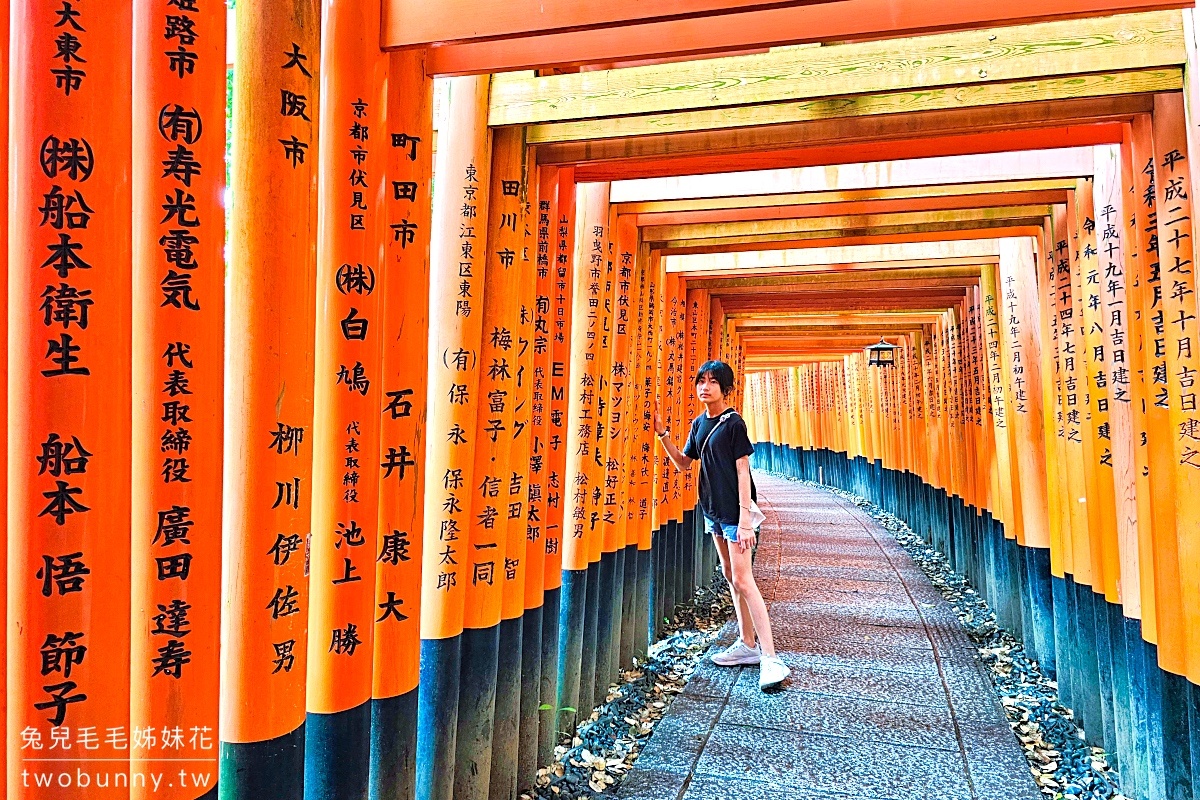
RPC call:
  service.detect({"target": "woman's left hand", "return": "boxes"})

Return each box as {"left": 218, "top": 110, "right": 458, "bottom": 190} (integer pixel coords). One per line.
{"left": 737, "top": 522, "right": 756, "bottom": 552}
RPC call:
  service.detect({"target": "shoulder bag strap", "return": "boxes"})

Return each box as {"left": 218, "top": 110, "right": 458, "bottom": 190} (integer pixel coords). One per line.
{"left": 700, "top": 410, "right": 734, "bottom": 455}
{"left": 697, "top": 410, "right": 735, "bottom": 484}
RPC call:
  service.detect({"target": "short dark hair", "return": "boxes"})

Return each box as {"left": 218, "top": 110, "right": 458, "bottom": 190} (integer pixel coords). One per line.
{"left": 695, "top": 360, "right": 735, "bottom": 396}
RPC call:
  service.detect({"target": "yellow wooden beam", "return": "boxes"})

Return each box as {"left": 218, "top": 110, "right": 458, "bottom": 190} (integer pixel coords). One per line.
{"left": 732, "top": 311, "right": 943, "bottom": 324}
{"left": 723, "top": 298, "right": 962, "bottom": 312}
{"left": 527, "top": 69, "right": 1181, "bottom": 143}
{"left": 743, "top": 334, "right": 926, "bottom": 344}
{"left": 744, "top": 356, "right": 854, "bottom": 366}
{"left": 490, "top": 10, "right": 1183, "bottom": 126}
{"left": 641, "top": 205, "right": 1051, "bottom": 241}
{"left": 658, "top": 218, "right": 1047, "bottom": 250}
{"left": 739, "top": 325, "right": 941, "bottom": 337}
{"left": 663, "top": 241, "right": 1001, "bottom": 273}
{"left": 675, "top": 258, "right": 995, "bottom": 281}
{"left": 734, "top": 312, "right": 942, "bottom": 322}
{"left": 616, "top": 149, "right": 1097, "bottom": 203}
{"left": 534, "top": 95, "right": 1145, "bottom": 169}
{"left": 689, "top": 265, "right": 984, "bottom": 290}
{"left": 613, "top": 179, "right": 1076, "bottom": 215}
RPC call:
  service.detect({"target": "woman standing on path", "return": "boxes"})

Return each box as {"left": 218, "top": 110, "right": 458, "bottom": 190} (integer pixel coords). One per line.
{"left": 654, "top": 359, "right": 791, "bottom": 691}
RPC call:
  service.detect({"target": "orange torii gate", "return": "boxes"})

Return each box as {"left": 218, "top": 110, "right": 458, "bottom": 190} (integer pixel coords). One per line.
{"left": 733, "top": 133, "right": 1197, "bottom": 800}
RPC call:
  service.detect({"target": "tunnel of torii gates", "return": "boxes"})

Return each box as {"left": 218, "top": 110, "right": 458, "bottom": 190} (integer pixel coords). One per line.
{"left": 12, "top": 0, "right": 1200, "bottom": 798}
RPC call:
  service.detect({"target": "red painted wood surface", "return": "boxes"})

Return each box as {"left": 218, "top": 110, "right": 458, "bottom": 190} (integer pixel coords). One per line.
{"left": 403, "top": 0, "right": 1188, "bottom": 75}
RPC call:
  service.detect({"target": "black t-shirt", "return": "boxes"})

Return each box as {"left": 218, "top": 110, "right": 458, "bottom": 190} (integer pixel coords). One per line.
{"left": 683, "top": 409, "right": 756, "bottom": 526}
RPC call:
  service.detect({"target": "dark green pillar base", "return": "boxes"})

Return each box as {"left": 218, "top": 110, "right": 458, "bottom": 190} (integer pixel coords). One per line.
{"left": 488, "top": 616, "right": 523, "bottom": 800}
{"left": 219, "top": 721, "right": 304, "bottom": 800}
{"left": 637, "top": 545, "right": 653, "bottom": 656}
{"left": 594, "top": 551, "right": 617, "bottom": 709}
{"left": 538, "top": 587, "right": 561, "bottom": 766}
{"left": 454, "top": 624, "right": 501, "bottom": 800}
{"left": 555, "top": 569, "right": 587, "bottom": 738}
{"left": 517, "top": 604, "right": 543, "bottom": 792}
{"left": 416, "top": 635, "right": 461, "bottom": 800}
{"left": 304, "top": 700, "right": 371, "bottom": 800}
{"left": 369, "top": 687, "right": 418, "bottom": 800}
{"left": 579, "top": 561, "right": 601, "bottom": 715}
{"left": 619, "top": 543, "right": 639, "bottom": 668}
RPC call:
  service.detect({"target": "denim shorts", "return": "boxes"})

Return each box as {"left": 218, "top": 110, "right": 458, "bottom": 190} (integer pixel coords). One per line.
{"left": 703, "top": 514, "right": 740, "bottom": 543}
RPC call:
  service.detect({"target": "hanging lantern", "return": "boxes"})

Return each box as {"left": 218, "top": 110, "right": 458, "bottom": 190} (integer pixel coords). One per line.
{"left": 867, "top": 337, "right": 897, "bottom": 367}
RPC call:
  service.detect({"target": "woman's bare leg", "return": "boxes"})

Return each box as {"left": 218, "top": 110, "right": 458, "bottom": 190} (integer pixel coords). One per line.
{"left": 713, "top": 533, "right": 756, "bottom": 648}
{"left": 727, "top": 542, "right": 775, "bottom": 657}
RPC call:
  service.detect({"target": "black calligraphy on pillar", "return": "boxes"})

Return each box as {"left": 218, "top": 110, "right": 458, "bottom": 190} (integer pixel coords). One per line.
{"left": 146, "top": 0, "right": 212, "bottom": 684}
{"left": 343, "top": 421, "right": 362, "bottom": 504}
{"left": 30, "top": 0, "right": 108, "bottom": 726}
{"left": 278, "top": 42, "right": 313, "bottom": 167}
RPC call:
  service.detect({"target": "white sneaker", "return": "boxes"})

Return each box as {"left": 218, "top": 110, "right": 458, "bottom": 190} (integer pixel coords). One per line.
{"left": 759, "top": 655, "right": 791, "bottom": 691}
{"left": 710, "top": 639, "right": 761, "bottom": 666}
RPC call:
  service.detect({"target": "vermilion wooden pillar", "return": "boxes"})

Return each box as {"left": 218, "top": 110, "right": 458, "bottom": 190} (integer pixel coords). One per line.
{"left": 635, "top": 244, "right": 660, "bottom": 653}
{"left": 1037, "top": 216, "right": 1069, "bottom": 589}
{"left": 490, "top": 157, "right": 537, "bottom": 800}
{"left": 627, "top": 239, "right": 654, "bottom": 661}
{"left": 611, "top": 217, "right": 644, "bottom": 669}
{"left": 998, "top": 240, "right": 1052, "bottom": 548}
{"left": 650, "top": 259, "right": 667, "bottom": 539}
{"left": 1072, "top": 180, "right": 1120, "bottom": 754}
{"left": 131, "top": 0, "right": 225, "bottom": 794}
{"left": 1058, "top": 194, "right": 1109, "bottom": 740}
{"left": 1148, "top": 90, "right": 1200, "bottom": 799}
{"left": 415, "top": 75, "right": 493, "bottom": 800}
{"left": 997, "top": 239, "right": 1057, "bottom": 671}
{"left": 680, "top": 285, "right": 701, "bottom": 592}
{"left": 936, "top": 313, "right": 955, "bottom": 500}
{"left": 1047, "top": 209, "right": 1072, "bottom": 576}
{"left": 659, "top": 270, "right": 679, "bottom": 623}
{"left": 982, "top": 264, "right": 1019, "bottom": 545}
{"left": 1096, "top": 139, "right": 1152, "bottom": 796}
{"left": 950, "top": 304, "right": 971, "bottom": 508}
{"left": 532, "top": 165, "right": 562, "bottom": 768}
{"left": 369, "top": 48, "right": 433, "bottom": 800}
{"left": 220, "top": 0, "right": 319, "bottom": 791}
{"left": 0, "top": 0, "right": 10, "bottom": 793}
{"left": 688, "top": 287, "right": 711, "bottom": 586}
{"left": 583, "top": 191, "right": 614, "bottom": 711}
{"left": 670, "top": 273, "right": 690, "bottom": 617}
{"left": 590, "top": 204, "right": 624, "bottom": 705}
{"left": 969, "top": 287, "right": 993, "bottom": 521}
{"left": 1125, "top": 110, "right": 1186, "bottom": 800}
{"left": 669, "top": 274, "right": 687, "bottom": 529}
{"left": 1126, "top": 114, "right": 1181, "bottom": 670}
{"left": 1150, "top": 92, "right": 1200, "bottom": 683}
{"left": 556, "top": 182, "right": 609, "bottom": 736}
{"left": 538, "top": 167, "right": 574, "bottom": 765}
{"left": 1075, "top": 178, "right": 1121, "bottom": 606}
{"left": 1093, "top": 145, "right": 1142, "bottom": 620}
{"left": 518, "top": 165, "right": 555, "bottom": 787}
{"left": 1053, "top": 202, "right": 1094, "bottom": 591}
{"left": 302, "top": 0, "right": 388, "bottom": 792}
{"left": 10, "top": 2, "right": 132, "bottom": 798}
{"left": 453, "top": 126, "right": 524, "bottom": 800}
{"left": 921, "top": 322, "right": 944, "bottom": 492}
{"left": 1121, "top": 120, "right": 1159, "bottom": 649}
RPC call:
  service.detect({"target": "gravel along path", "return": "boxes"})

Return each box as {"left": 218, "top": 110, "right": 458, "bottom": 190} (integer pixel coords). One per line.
{"left": 523, "top": 574, "right": 736, "bottom": 800}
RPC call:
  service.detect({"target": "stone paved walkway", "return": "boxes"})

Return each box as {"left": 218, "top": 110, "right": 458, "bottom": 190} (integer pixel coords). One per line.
{"left": 618, "top": 474, "right": 1041, "bottom": 800}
